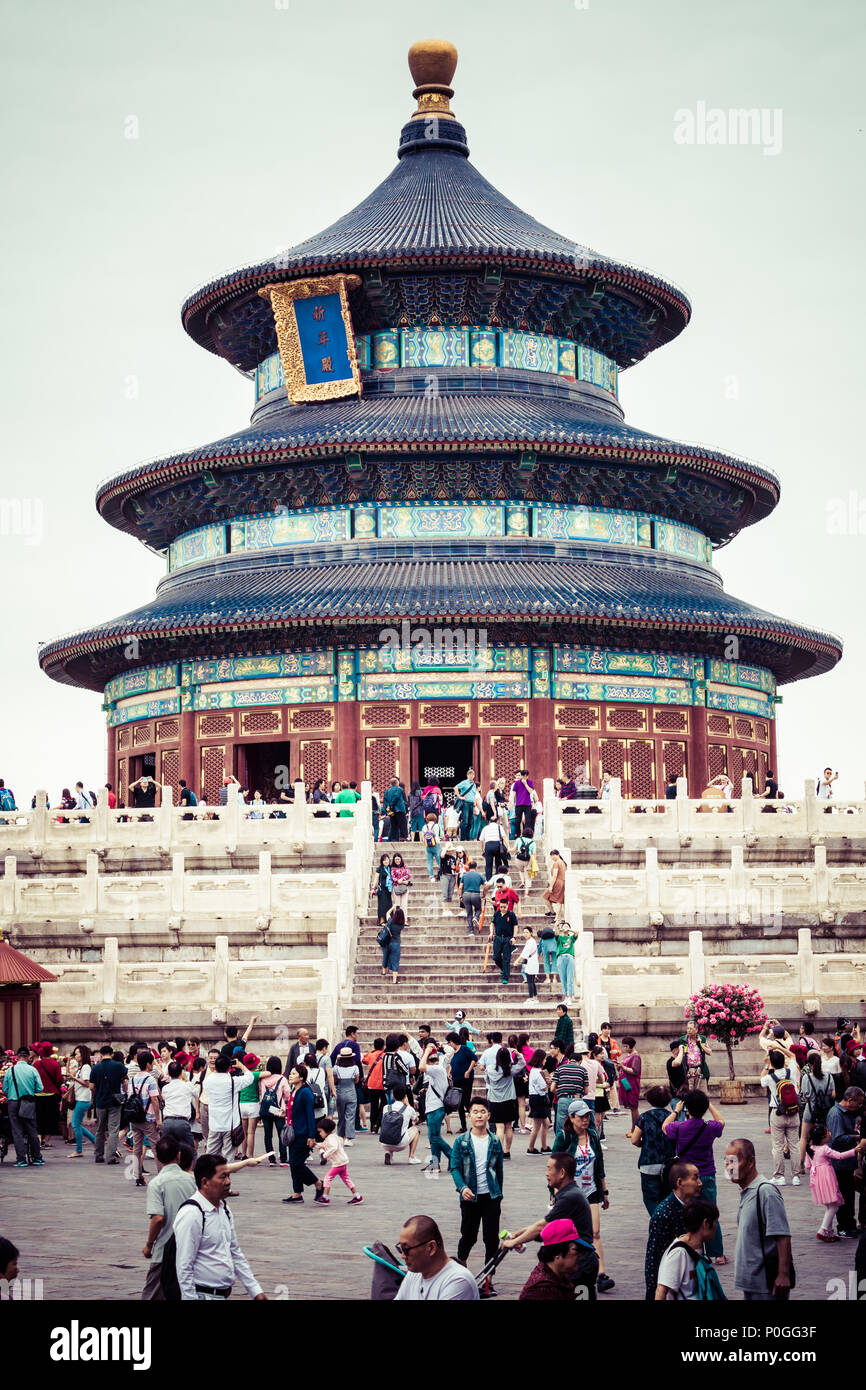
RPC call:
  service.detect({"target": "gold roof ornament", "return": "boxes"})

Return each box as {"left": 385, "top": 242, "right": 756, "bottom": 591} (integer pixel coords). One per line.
{"left": 408, "top": 38, "right": 458, "bottom": 122}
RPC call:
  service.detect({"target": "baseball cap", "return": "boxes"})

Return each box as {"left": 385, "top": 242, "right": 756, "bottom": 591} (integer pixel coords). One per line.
{"left": 541, "top": 1218, "right": 579, "bottom": 1246}
{"left": 567, "top": 1099, "right": 592, "bottom": 1117}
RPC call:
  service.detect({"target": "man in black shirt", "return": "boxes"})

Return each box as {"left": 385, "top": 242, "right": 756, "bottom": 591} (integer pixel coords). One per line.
{"left": 490, "top": 904, "right": 517, "bottom": 984}
{"left": 219, "top": 1015, "right": 257, "bottom": 1061}
{"left": 502, "top": 1152, "right": 598, "bottom": 1298}
{"left": 90, "top": 1044, "right": 128, "bottom": 1164}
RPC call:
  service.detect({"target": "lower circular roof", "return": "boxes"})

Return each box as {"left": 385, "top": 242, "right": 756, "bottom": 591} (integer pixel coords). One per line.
{"left": 39, "top": 545, "right": 841, "bottom": 690}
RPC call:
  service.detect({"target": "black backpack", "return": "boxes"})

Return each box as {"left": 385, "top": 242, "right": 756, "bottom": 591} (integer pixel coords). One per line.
{"left": 121, "top": 1075, "right": 149, "bottom": 1125}
{"left": 422, "top": 792, "right": 438, "bottom": 815}
{"left": 159, "top": 1199, "right": 223, "bottom": 1301}
{"left": 379, "top": 1107, "right": 407, "bottom": 1146}
{"left": 383, "top": 1053, "right": 409, "bottom": 1090}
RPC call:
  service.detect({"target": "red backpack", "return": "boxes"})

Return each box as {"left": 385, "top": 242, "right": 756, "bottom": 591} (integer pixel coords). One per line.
{"left": 775, "top": 1070, "right": 800, "bottom": 1116}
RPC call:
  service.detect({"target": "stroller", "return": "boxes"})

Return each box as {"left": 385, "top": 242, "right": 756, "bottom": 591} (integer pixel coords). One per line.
{"left": 364, "top": 1239, "right": 510, "bottom": 1300}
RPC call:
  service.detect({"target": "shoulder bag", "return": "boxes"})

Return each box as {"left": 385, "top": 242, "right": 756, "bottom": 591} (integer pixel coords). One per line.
{"left": 229, "top": 1075, "right": 244, "bottom": 1149}
{"left": 8, "top": 1065, "right": 37, "bottom": 1122}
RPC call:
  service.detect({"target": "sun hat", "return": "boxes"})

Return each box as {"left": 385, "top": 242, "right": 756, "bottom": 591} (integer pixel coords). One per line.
{"left": 338, "top": 1047, "right": 355, "bottom": 1061}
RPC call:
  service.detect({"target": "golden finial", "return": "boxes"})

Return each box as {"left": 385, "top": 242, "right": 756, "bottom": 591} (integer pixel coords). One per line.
{"left": 408, "top": 39, "right": 458, "bottom": 122}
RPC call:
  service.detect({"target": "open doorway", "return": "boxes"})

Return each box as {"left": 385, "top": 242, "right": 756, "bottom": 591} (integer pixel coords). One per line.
{"left": 129, "top": 752, "right": 156, "bottom": 783}
{"left": 413, "top": 735, "right": 478, "bottom": 803}
{"left": 239, "top": 742, "right": 292, "bottom": 799}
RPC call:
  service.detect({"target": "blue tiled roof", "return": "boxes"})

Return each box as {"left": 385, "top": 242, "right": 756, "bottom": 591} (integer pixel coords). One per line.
{"left": 181, "top": 137, "right": 691, "bottom": 370}
{"left": 96, "top": 388, "right": 779, "bottom": 542}
{"left": 39, "top": 551, "right": 841, "bottom": 689}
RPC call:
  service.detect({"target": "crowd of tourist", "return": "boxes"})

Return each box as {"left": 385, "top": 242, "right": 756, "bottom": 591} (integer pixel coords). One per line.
{"left": 2, "top": 1012, "right": 865, "bottom": 1302}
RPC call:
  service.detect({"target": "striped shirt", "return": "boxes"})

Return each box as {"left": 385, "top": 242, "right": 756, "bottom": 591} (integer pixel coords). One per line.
{"left": 554, "top": 1061, "right": 589, "bottom": 1101}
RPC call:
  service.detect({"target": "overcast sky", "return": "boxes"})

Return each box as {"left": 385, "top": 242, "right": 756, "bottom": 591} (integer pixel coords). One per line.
{"left": 1, "top": 0, "right": 863, "bottom": 803}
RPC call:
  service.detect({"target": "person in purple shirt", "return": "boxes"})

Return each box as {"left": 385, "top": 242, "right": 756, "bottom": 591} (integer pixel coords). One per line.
{"left": 662, "top": 1090, "right": 727, "bottom": 1265}
{"left": 330, "top": 1026, "right": 362, "bottom": 1068}
{"left": 510, "top": 769, "right": 536, "bottom": 838}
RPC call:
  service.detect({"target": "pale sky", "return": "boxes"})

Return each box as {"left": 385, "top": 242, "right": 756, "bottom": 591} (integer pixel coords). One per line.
{"left": 1, "top": 0, "right": 863, "bottom": 802}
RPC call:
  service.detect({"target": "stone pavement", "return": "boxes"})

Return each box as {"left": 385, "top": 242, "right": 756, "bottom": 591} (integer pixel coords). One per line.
{"left": 0, "top": 1101, "right": 858, "bottom": 1301}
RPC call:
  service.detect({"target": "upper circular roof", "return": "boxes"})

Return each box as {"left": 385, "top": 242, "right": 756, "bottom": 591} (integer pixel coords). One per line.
{"left": 180, "top": 45, "right": 691, "bottom": 373}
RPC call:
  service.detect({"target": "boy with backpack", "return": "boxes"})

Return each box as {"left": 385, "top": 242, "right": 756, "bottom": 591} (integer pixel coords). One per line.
{"left": 760, "top": 1049, "right": 804, "bottom": 1184}
{"left": 654, "top": 1199, "right": 726, "bottom": 1300}
{"left": 378, "top": 1085, "right": 422, "bottom": 1164}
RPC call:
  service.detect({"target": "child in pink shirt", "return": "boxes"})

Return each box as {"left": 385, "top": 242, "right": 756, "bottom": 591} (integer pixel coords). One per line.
{"left": 315, "top": 1117, "right": 364, "bottom": 1205}
{"left": 805, "top": 1122, "right": 844, "bottom": 1240}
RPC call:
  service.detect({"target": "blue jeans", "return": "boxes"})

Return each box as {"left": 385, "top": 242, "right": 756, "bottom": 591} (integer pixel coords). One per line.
{"left": 699, "top": 1174, "right": 724, "bottom": 1257}
{"left": 425, "top": 1108, "right": 453, "bottom": 1166}
{"left": 557, "top": 953, "right": 575, "bottom": 997}
{"left": 539, "top": 938, "right": 557, "bottom": 975}
{"left": 640, "top": 1171, "right": 664, "bottom": 1216}
{"left": 382, "top": 939, "right": 401, "bottom": 972}
{"left": 425, "top": 844, "right": 441, "bottom": 878}
{"left": 72, "top": 1100, "right": 96, "bottom": 1153}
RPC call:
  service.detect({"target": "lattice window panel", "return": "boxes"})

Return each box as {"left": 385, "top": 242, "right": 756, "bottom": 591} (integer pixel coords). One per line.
{"left": 291, "top": 706, "right": 335, "bottom": 731}
{"left": 757, "top": 751, "right": 769, "bottom": 790}
{"left": 478, "top": 702, "right": 528, "bottom": 727}
{"left": 728, "top": 744, "right": 744, "bottom": 793}
{"left": 662, "top": 741, "right": 687, "bottom": 780}
{"left": 419, "top": 703, "right": 469, "bottom": 728}
{"left": 629, "top": 739, "right": 656, "bottom": 799}
{"left": 133, "top": 722, "right": 154, "bottom": 747}
{"left": 738, "top": 747, "right": 759, "bottom": 785}
{"left": 364, "top": 737, "right": 398, "bottom": 788}
{"left": 606, "top": 705, "right": 647, "bottom": 732}
{"left": 117, "top": 759, "right": 126, "bottom": 808}
{"left": 200, "top": 747, "right": 225, "bottom": 803}
{"left": 359, "top": 703, "right": 410, "bottom": 729}
{"left": 598, "top": 739, "right": 626, "bottom": 782}
{"left": 755, "top": 720, "right": 769, "bottom": 744}
{"left": 557, "top": 737, "right": 590, "bottom": 779}
{"left": 240, "top": 710, "right": 283, "bottom": 736}
{"left": 708, "top": 714, "right": 732, "bottom": 735}
{"left": 735, "top": 717, "right": 754, "bottom": 740}
{"left": 117, "top": 727, "right": 131, "bottom": 753}
{"left": 155, "top": 718, "right": 179, "bottom": 743}
{"left": 708, "top": 744, "right": 728, "bottom": 779}
{"left": 653, "top": 709, "right": 688, "bottom": 733}
{"left": 299, "top": 739, "right": 333, "bottom": 788}
{"left": 160, "top": 748, "right": 181, "bottom": 803}
{"left": 490, "top": 735, "right": 524, "bottom": 783}
{"left": 555, "top": 704, "right": 600, "bottom": 729}
{"left": 198, "top": 713, "right": 234, "bottom": 738}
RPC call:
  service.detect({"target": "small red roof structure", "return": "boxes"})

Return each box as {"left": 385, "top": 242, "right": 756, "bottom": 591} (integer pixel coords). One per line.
{"left": 0, "top": 939, "right": 57, "bottom": 985}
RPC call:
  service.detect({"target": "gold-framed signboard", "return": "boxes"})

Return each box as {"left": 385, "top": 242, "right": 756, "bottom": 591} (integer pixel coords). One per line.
{"left": 258, "top": 274, "right": 362, "bottom": 404}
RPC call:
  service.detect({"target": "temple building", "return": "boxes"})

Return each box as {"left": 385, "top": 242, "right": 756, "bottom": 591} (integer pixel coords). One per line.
{"left": 40, "top": 41, "right": 840, "bottom": 803}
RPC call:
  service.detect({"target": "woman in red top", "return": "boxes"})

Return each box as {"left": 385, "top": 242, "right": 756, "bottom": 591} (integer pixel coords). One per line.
{"left": 33, "top": 1042, "right": 63, "bottom": 1147}
{"left": 361, "top": 1039, "right": 386, "bottom": 1134}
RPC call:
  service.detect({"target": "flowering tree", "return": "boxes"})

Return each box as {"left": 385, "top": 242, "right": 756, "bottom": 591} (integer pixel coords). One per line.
{"left": 686, "top": 984, "right": 766, "bottom": 1081}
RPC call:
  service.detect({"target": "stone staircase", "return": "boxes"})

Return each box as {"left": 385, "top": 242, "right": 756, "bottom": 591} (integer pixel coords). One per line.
{"left": 345, "top": 842, "right": 582, "bottom": 1041}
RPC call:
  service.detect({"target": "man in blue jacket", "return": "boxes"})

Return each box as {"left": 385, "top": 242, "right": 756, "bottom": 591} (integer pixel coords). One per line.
{"left": 383, "top": 779, "right": 408, "bottom": 841}
{"left": 449, "top": 1096, "right": 504, "bottom": 1279}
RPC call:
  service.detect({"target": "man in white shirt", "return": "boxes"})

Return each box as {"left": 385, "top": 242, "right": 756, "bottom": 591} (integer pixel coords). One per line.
{"left": 394, "top": 1215, "right": 479, "bottom": 1300}
{"left": 203, "top": 1056, "right": 251, "bottom": 1160}
{"left": 479, "top": 817, "right": 505, "bottom": 880}
{"left": 760, "top": 1049, "right": 803, "bottom": 1184}
{"left": 817, "top": 767, "right": 838, "bottom": 800}
{"left": 173, "top": 1154, "right": 266, "bottom": 1301}
{"left": 141, "top": 1135, "right": 196, "bottom": 1299}
{"left": 160, "top": 1060, "right": 198, "bottom": 1150}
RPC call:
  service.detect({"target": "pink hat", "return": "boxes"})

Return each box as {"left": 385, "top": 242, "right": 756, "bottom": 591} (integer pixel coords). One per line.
{"left": 540, "top": 1218, "right": 579, "bottom": 1247}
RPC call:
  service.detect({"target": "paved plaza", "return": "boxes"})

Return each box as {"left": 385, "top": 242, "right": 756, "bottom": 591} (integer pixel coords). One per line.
{"left": 1, "top": 1100, "right": 859, "bottom": 1302}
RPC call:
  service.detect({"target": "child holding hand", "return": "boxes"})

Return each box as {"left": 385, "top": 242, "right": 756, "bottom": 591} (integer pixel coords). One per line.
{"left": 314, "top": 1116, "right": 364, "bottom": 1205}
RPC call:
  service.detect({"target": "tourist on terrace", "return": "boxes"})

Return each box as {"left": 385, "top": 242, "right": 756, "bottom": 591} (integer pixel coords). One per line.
{"left": 389, "top": 852, "right": 411, "bottom": 920}
{"left": 2, "top": 1046, "right": 44, "bottom": 1168}
{"left": 422, "top": 811, "right": 442, "bottom": 879}
{"left": 174, "top": 1153, "right": 267, "bottom": 1299}
{"left": 449, "top": 1096, "right": 504, "bottom": 1287}
{"left": 373, "top": 853, "right": 392, "bottom": 926}
{"left": 418, "top": 1043, "right": 453, "bottom": 1175}
{"left": 616, "top": 1037, "right": 643, "bottom": 1129}
{"left": 759, "top": 1048, "right": 804, "bottom": 1185}
{"left": 551, "top": 1099, "right": 614, "bottom": 1292}
{"left": 65, "top": 1045, "right": 95, "bottom": 1158}
{"left": 816, "top": 767, "right": 839, "bottom": 800}
{"left": 554, "top": 920, "right": 577, "bottom": 1004}
{"left": 510, "top": 768, "right": 536, "bottom": 838}
{"left": 383, "top": 777, "right": 409, "bottom": 840}
{"left": 481, "top": 1044, "right": 525, "bottom": 1158}
{"left": 281, "top": 1064, "right": 325, "bottom": 1204}
{"left": 141, "top": 1135, "right": 196, "bottom": 1298}
{"left": 460, "top": 858, "right": 485, "bottom": 933}
{"left": 671, "top": 1019, "right": 712, "bottom": 1093}
{"left": 542, "top": 849, "right": 566, "bottom": 925}
{"left": 654, "top": 1198, "right": 724, "bottom": 1300}
{"left": 629, "top": 1084, "right": 676, "bottom": 1215}
{"left": 454, "top": 767, "right": 478, "bottom": 840}
{"left": 382, "top": 905, "right": 406, "bottom": 985}
{"left": 437, "top": 845, "right": 458, "bottom": 911}
{"left": 408, "top": 780, "right": 425, "bottom": 840}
